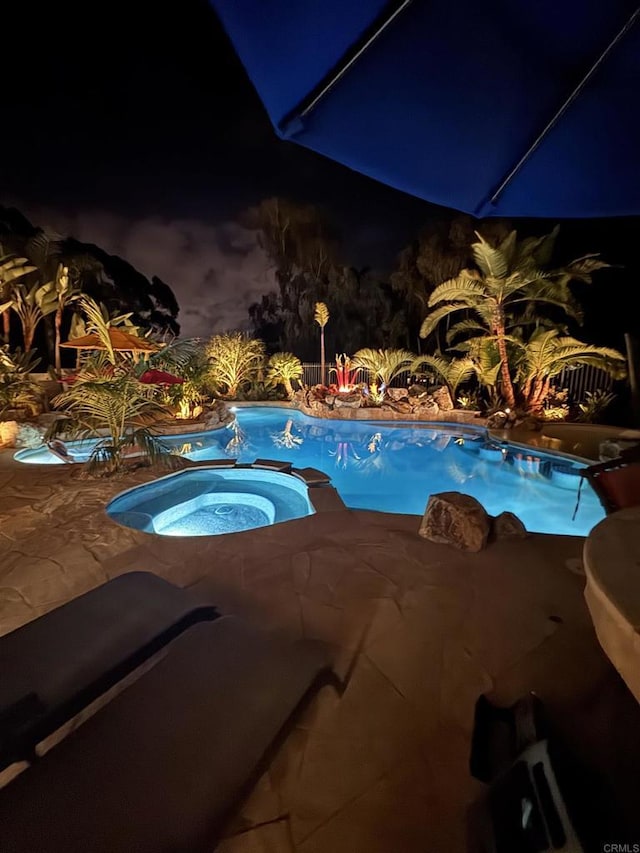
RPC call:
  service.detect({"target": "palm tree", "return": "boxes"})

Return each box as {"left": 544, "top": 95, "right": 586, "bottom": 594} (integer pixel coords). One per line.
{"left": 419, "top": 227, "right": 609, "bottom": 409}
{"left": 206, "top": 333, "right": 265, "bottom": 398}
{"left": 267, "top": 351, "right": 303, "bottom": 399}
{"left": 70, "top": 294, "right": 141, "bottom": 367}
{"left": 9, "top": 280, "right": 58, "bottom": 352}
{"left": 48, "top": 370, "right": 173, "bottom": 475}
{"left": 410, "top": 354, "right": 476, "bottom": 399}
{"left": 0, "top": 249, "right": 37, "bottom": 344}
{"left": 314, "top": 301, "right": 329, "bottom": 384}
{"left": 515, "top": 329, "right": 626, "bottom": 413}
{"left": 352, "top": 348, "right": 414, "bottom": 387}
{"left": 39, "top": 264, "right": 81, "bottom": 375}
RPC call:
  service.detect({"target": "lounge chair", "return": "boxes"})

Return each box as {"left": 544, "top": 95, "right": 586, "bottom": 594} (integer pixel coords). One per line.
{"left": 0, "top": 575, "right": 336, "bottom": 852}
{"left": 0, "top": 571, "right": 218, "bottom": 771}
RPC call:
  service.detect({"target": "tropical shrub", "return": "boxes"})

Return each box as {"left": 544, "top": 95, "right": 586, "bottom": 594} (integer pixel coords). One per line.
{"left": 159, "top": 347, "right": 210, "bottom": 419}
{"left": 352, "top": 348, "right": 413, "bottom": 388}
{"left": 515, "top": 329, "right": 625, "bottom": 413}
{"left": 236, "top": 378, "right": 282, "bottom": 402}
{"left": 576, "top": 389, "right": 617, "bottom": 423}
{"left": 456, "top": 392, "right": 481, "bottom": 411}
{"left": 411, "top": 354, "right": 475, "bottom": 398}
{"left": 267, "top": 352, "right": 303, "bottom": 399}
{"left": 330, "top": 354, "right": 361, "bottom": 391}
{"left": 8, "top": 280, "right": 58, "bottom": 352}
{"left": 542, "top": 387, "right": 569, "bottom": 421}
{"left": 48, "top": 369, "right": 174, "bottom": 475}
{"left": 0, "top": 347, "right": 42, "bottom": 418}
{"left": 205, "top": 333, "right": 265, "bottom": 398}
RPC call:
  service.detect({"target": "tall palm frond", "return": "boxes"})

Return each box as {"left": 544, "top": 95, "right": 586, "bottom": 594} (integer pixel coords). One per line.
{"left": 516, "top": 329, "right": 626, "bottom": 411}
{"left": 76, "top": 295, "right": 117, "bottom": 362}
{"left": 411, "top": 354, "right": 475, "bottom": 396}
{"left": 142, "top": 337, "right": 200, "bottom": 374}
{"left": 352, "top": 348, "right": 413, "bottom": 386}
{"left": 313, "top": 302, "right": 329, "bottom": 328}
{"left": 49, "top": 372, "right": 173, "bottom": 473}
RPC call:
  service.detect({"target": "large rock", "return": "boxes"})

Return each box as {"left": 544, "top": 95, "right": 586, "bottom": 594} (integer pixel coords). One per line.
{"left": 308, "top": 400, "right": 330, "bottom": 416}
{"left": 486, "top": 411, "right": 509, "bottom": 430}
{"left": 0, "top": 420, "right": 19, "bottom": 448}
{"left": 385, "top": 400, "right": 413, "bottom": 415}
{"left": 334, "top": 393, "right": 362, "bottom": 409}
{"left": 492, "top": 511, "right": 527, "bottom": 539}
{"left": 419, "top": 491, "right": 491, "bottom": 552}
{"left": 386, "top": 387, "right": 409, "bottom": 402}
{"left": 408, "top": 384, "right": 429, "bottom": 398}
{"left": 412, "top": 398, "right": 439, "bottom": 418}
{"left": 432, "top": 386, "right": 454, "bottom": 411}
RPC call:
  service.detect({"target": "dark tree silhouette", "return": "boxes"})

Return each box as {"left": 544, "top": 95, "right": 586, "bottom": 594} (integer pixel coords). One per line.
{"left": 0, "top": 206, "right": 180, "bottom": 362}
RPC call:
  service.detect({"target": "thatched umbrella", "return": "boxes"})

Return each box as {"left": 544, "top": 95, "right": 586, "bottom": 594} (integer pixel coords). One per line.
{"left": 61, "top": 328, "right": 161, "bottom": 356}
{"left": 61, "top": 329, "right": 162, "bottom": 373}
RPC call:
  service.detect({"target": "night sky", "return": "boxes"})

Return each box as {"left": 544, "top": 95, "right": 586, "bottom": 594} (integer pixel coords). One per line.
{"left": 2, "top": 1, "right": 638, "bottom": 343}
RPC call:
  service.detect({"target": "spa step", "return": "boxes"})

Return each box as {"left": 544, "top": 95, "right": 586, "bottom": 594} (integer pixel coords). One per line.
{"left": 250, "top": 458, "right": 293, "bottom": 473}
{"left": 291, "top": 466, "right": 332, "bottom": 486}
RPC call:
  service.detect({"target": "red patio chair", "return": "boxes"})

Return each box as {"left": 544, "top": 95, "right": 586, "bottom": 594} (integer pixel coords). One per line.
{"left": 581, "top": 445, "right": 640, "bottom": 515}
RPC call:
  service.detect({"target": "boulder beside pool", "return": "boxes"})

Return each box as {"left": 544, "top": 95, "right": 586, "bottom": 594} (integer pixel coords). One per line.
{"left": 492, "top": 510, "right": 528, "bottom": 540}
{"left": 419, "top": 493, "right": 527, "bottom": 551}
{"left": 419, "top": 491, "right": 491, "bottom": 552}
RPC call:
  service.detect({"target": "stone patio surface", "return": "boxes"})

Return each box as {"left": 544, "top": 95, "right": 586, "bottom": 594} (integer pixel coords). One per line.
{"left": 1, "top": 450, "right": 640, "bottom": 851}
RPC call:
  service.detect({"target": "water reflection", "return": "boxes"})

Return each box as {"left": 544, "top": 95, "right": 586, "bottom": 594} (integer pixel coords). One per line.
{"left": 224, "top": 419, "right": 253, "bottom": 457}
{"left": 270, "top": 418, "right": 304, "bottom": 451}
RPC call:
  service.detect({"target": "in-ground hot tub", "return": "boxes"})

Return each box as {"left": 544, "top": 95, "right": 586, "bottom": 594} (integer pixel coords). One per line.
{"left": 107, "top": 467, "right": 315, "bottom": 536}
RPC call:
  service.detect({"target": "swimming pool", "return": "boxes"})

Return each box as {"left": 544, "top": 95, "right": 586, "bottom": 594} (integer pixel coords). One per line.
{"left": 16, "top": 407, "right": 603, "bottom": 535}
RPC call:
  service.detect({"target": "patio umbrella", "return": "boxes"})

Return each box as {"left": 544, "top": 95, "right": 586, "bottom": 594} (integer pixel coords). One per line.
{"left": 138, "top": 369, "right": 184, "bottom": 385}
{"left": 61, "top": 328, "right": 161, "bottom": 355}
{"left": 211, "top": 1, "right": 640, "bottom": 217}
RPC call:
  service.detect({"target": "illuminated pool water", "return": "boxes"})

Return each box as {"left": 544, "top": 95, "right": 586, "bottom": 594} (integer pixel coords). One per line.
{"left": 17, "top": 407, "right": 603, "bottom": 536}
{"left": 107, "top": 467, "right": 314, "bottom": 536}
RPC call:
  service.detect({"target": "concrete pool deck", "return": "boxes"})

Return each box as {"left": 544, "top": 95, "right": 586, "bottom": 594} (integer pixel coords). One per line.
{"left": 1, "top": 448, "right": 640, "bottom": 850}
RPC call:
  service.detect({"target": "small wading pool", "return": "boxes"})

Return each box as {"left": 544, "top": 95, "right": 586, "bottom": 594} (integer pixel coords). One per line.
{"left": 106, "top": 467, "right": 314, "bottom": 536}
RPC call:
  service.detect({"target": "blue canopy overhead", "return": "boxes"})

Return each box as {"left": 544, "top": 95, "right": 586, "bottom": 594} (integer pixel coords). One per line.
{"left": 211, "top": 0, "right": 640, "bottom": 217}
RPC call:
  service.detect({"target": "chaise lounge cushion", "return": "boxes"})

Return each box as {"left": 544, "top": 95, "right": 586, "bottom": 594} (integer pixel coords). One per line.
{"left": 0, "top": 616, "right": 330, "bottom": 852}
{"left": 0, "top": 571, "right": 218, "bottom": 770}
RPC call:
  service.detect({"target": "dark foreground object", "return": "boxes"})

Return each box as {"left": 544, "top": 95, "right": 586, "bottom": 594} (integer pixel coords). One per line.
{"left": 0, "top": 571, "right": 218, "bottom": 770}
{"left": 0, "top": 575, "right": 334, "bottom": 852}
{"left": 467, "top": 693, "right": 639, "bottom": 852}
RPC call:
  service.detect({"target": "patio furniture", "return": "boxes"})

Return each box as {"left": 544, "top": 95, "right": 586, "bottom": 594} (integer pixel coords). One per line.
{"left": 584, "top": 505, "right": 640, "bottom": 705}
{"left": 0, "top": 571, "right": 218, "bottom": 771}
{"left": 211, "top": 2, "right": 640, "bottom": 218}
{"left": 0, "top": 615, "right": 334, "bottom": 852}
{"left": 580, "top": 445, "right": 640, "bottom": 515}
